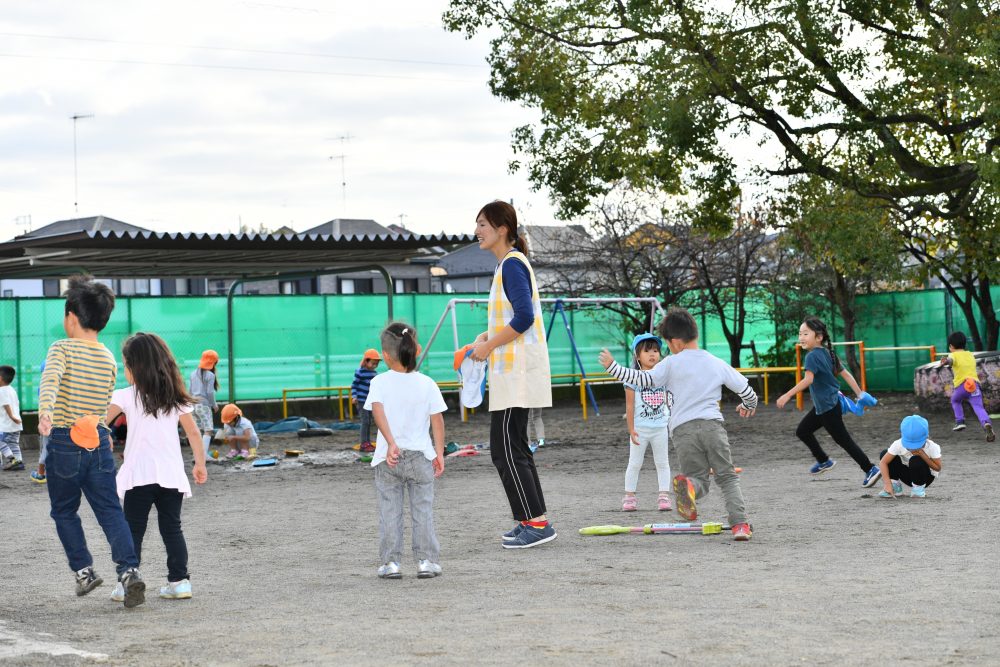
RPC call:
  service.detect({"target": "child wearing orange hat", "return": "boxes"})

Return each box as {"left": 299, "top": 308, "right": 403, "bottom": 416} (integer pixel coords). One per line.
{"left": 221, "top": 403, "right": 259, "bottom": 460}
{"left": 189, "top": 350, "right": 220, "bottom": 458}
{"left": 351, "top": 349, "right": 381, "bottom": 453}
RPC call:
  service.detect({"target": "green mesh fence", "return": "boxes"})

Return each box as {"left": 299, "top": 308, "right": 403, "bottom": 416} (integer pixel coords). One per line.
{"left": 2, "top": 288, "right": 997, "bottom": 409}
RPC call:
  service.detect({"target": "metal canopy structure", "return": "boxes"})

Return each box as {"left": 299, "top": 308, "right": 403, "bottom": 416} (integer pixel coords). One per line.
{"left": 0, "top": 229, "right": 475, "bottom": 279}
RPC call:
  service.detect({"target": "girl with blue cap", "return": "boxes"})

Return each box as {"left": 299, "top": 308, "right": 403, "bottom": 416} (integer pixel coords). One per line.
{"left": 877, "top": 415, "right": 942, "bottom": 498}
{"left": 620, "top": 333, "right": 673, "bottom": 512}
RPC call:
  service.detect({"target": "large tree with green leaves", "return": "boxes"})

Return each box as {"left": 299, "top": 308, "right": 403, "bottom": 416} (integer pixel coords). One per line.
{"left": 444, "top": 0, "right": 1000, "bottom": 347}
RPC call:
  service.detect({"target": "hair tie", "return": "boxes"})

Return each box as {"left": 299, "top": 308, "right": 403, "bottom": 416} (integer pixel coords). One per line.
{"left": 401, "top": 328, "right": 409, "bottom": 335}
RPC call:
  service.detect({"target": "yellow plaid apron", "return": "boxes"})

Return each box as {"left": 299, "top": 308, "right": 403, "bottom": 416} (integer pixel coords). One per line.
{"left": 487, "top": 251, "right": 552, "bottom": 411}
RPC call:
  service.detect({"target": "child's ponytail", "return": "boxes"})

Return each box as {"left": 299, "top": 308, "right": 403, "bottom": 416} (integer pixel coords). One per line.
{"left": 380, "top": 321, "right": 418, "bottom": 372}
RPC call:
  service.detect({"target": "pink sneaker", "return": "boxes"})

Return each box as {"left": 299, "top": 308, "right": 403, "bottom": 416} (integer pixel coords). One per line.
{"left": 657, "top": 494, "right": 672, "bottom": 511}
{"left": 237, "top": 449, "right": 250, "bottom": 460}
{"left": 225, "top": 449, "right": 239, "bottom": 459}
{"left": 621, "top": 495, "right": 638, "bottom": 511}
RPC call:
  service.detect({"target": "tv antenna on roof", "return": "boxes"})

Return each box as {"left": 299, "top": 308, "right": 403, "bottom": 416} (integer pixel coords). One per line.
{"left": 70, "top": 113, "right": 94, "bottom": 213}
{"left": 326, "top": 133, "right": 353, "bottom": 214}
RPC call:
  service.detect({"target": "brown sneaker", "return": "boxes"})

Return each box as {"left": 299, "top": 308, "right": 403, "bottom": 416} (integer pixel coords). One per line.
{"left": 673, "top": 474, "right": 697, "bottom": 521}
{"left": 986, "top": 423, "right": 996, "bottom": 443}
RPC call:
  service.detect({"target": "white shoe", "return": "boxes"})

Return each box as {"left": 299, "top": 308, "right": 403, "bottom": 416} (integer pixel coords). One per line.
{"left": 110, "top": 581, "right": 125, "bottom": 602}
{"left": 377, "top": 562, "right": 401, "bottom": 579}
{"left": 159, "top": 579, "right": 193, "bottom": 599}
{"left": 417, "top": 560, "right": 442, "bottom": 578}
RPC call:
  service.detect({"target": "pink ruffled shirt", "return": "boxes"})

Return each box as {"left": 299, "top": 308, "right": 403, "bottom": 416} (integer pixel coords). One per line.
{"left": 111, "top": 386, "right": 194, "bottom": 499}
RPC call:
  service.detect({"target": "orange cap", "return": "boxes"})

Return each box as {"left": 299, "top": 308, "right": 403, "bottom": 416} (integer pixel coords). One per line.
{"left": 221, "top": 403, "right": 242, "bottom": 423}
{"left": 70, "top": 415, "right": 101, "bottom": 450}
{"left": 453, "top": 343, "right": 475, "bottom": 371}
{"left": 963, "top": 378, "right": 978, "bottom": 393}
{"left": 362, "top": 349, "right": 381, "bottom": 363}
{"left": 199, "top": 349, "right": 220, "bottom": 370}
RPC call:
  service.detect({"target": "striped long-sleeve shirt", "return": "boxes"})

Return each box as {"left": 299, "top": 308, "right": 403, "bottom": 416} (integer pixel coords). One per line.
{"left": 38, "top": 338, "right": 117, "bottom": 427}
{"left": 605, "top": 349, "right": 757, "bottom": 435}
{"left": 350, "top": 367, "right": 377, "bottom": 404}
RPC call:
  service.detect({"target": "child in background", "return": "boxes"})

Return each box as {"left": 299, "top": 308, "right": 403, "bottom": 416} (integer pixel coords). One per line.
{"left": 221, "top": 403, "right": 258, "bottom": 459}
{"left": 189, "top": 349, "right": 220, "bottom": 458}
{"left": 107, "top": 332, "right": 208, "bottom": 601}
{"left": 352, "top": 349, "right": 381, "bottom": 453}
{"left": 37, "top": 275, "right": 145, "bottom": 607}
{"left": 365, "top": 322, "right": 447, "bottom": 579}
{"left": 528, "top": 408, "right": 545, "bottom": 453}
{"left": 777, "top": 317, "right": 882, "bottom": 488}
{"left": 878, "top": 415, "right": 942, "bottom": 499}
{"left": 621, "top": 334, "right": 673, "bottom": 512}
{"left": 940, "top": 331, "right": 995, "bottom": 442}
{"left": 0, "top": 365, "right": 24, "bottom": 471}
{"left": 599, "top": 308, "right": 757, "bottom": 541}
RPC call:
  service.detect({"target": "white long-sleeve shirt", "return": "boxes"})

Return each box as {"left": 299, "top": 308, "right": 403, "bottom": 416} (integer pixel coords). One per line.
{"left": 606, "top": 349, "right": 757, "bottom": 434}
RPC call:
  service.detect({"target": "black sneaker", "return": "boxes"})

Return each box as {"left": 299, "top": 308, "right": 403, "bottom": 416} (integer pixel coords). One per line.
{"left": 953, "top": 421, "right": 967, "bottom": 431}
{"left": 501, "top": 524, "right": 557, "bottom": 549}
{"left": 986, "top": 424, "right": 996, "bottom": 443}
{"left": 119, "top": 568, "right": 146, "bottom": 608}
{"left": 75, "top": 566, "right": 104, "bottom": 596}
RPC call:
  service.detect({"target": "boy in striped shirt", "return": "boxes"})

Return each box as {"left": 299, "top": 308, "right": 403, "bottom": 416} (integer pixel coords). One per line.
{"left": 351, "top": 349, "right": 381, "bottom": 453}
{"left": 38, "top": 275, "right": 145, "bottom": 607}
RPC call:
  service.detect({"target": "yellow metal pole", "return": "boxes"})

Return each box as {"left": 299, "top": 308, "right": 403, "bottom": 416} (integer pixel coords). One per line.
{"left": 282, "top": 390, "right": 288, "bottom": 419}
{"left": 581, "top": 380, "right": 588, "bottom": 421}
{"left": 795, "top": 345, "right": 803, "bottom": 410}
{"left": 858, "top": 341, "right": 867, "bottom": 392}
{"left": 763, "top": 372, "right": 769, "bottom": 405}
{"left": 929, "top": 345, "right": 936, "bottom": 364}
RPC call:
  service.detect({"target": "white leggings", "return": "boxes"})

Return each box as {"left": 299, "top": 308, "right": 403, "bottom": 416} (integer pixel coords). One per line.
{"left": 624, "top": 428, "right": 671, "bottom": 493}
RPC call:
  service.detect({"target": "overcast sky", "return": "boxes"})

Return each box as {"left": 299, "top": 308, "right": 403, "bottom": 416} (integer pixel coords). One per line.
{"left": 0, "top": 0, "right": 561, "bottom": 241}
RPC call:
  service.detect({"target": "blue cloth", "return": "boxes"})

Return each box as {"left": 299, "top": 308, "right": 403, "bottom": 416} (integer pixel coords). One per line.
{"left": 805, "top": 348, "right": 842, "bottom": 414}
{"left": 351, "top": 367, "right": 378, "bottom": 402}
{"left": 501, "top": 257, "right": 534, "bottom": 334}
{"left": 46, "top": 428, "right": 139, "bottom": 575}
{"left": 839, "top": 391, "right": 878, "bottom": 415}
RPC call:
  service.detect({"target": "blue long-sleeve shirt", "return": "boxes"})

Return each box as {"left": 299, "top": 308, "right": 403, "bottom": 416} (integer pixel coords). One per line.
{"left": 501, "top": 257, "right": 535, "bottom": 333}
{"left": 351, "top": 367, "right": 377, "bottom": 403}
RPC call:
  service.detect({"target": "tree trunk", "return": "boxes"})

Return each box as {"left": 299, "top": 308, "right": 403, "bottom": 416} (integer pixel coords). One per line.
{"left": 976, "top": 277, "right": 998, "bottom": 350}
{"left": 828, "top": 273, "right": 860, "bottom": 376}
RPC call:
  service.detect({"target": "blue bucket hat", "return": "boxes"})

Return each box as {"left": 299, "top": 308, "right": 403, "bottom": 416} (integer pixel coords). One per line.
{"left": 900, "top": 415, "right": 929, "bottom": 450}
{"left": 631, "top": 333, "right": 662, "bottom": 354}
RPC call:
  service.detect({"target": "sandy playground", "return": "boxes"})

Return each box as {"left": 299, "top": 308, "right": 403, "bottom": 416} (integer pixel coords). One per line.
{"left": 1, "top": 393, "right": 998, "bottom": 666}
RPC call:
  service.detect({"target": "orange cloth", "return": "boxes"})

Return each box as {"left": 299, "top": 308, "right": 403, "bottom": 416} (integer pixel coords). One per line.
{"left": 453, "top": 344, "right": 475, "bottom": 371}
{"left": 70, "top": 415, "right": 101, "bottom": 450}
{"left": 964, "top": 378, "right": 978, "bottom": 393}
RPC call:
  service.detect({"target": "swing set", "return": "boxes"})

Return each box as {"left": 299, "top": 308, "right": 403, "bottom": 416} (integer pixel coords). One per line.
{"left": 415, "top": 297, "right": 665, "bottom": 419}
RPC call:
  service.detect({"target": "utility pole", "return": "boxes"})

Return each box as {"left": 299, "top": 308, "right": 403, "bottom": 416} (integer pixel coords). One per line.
{"left": 70, "top": 114, "right": 94, "bottom": 213}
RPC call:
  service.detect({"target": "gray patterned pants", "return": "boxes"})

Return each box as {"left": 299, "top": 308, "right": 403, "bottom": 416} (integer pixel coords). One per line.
{"left": 374, "top": 451, "right": 439, "bottom": 565}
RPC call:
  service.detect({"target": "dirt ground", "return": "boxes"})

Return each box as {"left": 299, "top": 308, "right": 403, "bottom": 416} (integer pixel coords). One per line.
{"left": 1, "top": 393, "right": 998, "bottom": 666}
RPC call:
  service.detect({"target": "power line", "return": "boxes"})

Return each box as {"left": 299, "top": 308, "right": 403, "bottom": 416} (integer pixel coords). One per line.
{"left": 0, "top": 52, "right": 482, "bottom": 83}
{"left": 0, "top": 31, "right": 485, "bottom": 69}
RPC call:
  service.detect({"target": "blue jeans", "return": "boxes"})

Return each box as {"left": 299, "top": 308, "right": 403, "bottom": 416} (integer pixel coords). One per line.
{"left": 46, "top": 427, "right": 139, "bottom": 575}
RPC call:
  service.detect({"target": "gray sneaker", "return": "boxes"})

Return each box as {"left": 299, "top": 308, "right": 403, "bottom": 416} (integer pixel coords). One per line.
{"left": 74, "top": 566, "right": 103, "bottom": 596}
{"left": 417, "top": 560, "right": 442, "bottom": 578}
{"left": 377, "top": 562, "right": 401, "bottom": 579}
{"left": 119, "top": 568, "right": 146, "bottom": 608}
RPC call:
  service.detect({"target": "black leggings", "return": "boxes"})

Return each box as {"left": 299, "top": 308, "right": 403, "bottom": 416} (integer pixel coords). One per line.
{"left": 123, "top": 484, "right": 189, "bottom": 582}
{"left": 490, "top": 408, "right": 547, "bottom": 522}
{"left": 879, "top": 449, "right": 936, "bottom": 487}
{"left": 796, "top": 406, "right": 873, "bottom": 472}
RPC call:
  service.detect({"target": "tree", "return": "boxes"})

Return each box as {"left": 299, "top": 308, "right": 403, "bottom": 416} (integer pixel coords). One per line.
{"left": 444, "top": 0, "right": 1000, "bottom": 346}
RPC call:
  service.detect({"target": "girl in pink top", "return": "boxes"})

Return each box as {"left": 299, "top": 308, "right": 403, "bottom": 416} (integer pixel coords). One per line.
{"left": 107, "top": 332, "right": 207, "bottom": 602}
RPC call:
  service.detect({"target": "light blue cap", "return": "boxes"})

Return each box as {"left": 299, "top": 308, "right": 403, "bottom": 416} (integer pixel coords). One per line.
{"left": 631, "top": 333, "right": 662, "bottom": 353}
{"left": 900, "top": 414, "right": 929, "bottom": 450}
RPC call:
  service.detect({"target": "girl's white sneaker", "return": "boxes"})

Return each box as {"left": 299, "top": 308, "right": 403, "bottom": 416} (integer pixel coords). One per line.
{"left": 159, "top": 579, "right": 193, "bottom": 599}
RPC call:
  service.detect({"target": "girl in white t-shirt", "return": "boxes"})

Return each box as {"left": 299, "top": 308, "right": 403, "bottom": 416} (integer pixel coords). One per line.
{"left": 364, "top": 322, "right": 447, "bottom": 580}
{"left": 107, "top": 332, "right": 208, "bottom": 601}
{"left": 878, "top": 415, "right": 942, "bottom": 499}
{"left": 622, "top": 333, "right": 672, "bottom": 512}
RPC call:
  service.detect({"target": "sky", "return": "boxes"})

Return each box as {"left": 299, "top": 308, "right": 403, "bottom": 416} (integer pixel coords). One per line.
{"left": 0, "top": 0, "right": 561, "bottom": 241}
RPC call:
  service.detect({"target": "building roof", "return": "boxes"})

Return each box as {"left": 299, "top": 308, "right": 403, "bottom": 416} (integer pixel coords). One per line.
{"left": 0, "top": 229, "right": 476, "bottom": 279}
{"left": 299, "top": 218, "right": 393, "bottom": 237}
{"left": 15, "top": 215, "right": 150, "bottom": 240}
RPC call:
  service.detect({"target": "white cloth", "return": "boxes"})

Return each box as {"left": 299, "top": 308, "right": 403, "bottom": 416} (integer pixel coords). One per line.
{"left": 608, "top": 349, "right": 757, "bottom": 435}
{"left": 0, "top": 385, "right": 22, "bottom": 432}
{"left": 887, "top": 438, "right": 942, "bottom": 477}
{"left": 459, "top": 355, "right": 487, "bottom": 408}
{"left": 364, "top": 370, "right": 447, "bottom": 467}
{"left": 111, "top": 386, "right": 194, "bottom": 499}
{"left": 624, "top": 427, "right": 671, "bottom": 493}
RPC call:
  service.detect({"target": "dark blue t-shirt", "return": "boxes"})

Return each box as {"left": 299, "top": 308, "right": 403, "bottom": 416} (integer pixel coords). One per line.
{"left": 805, "top": 348, "right": 841, "bottom": 414}
{"left": 500, "top": 256, "right": 534, "bottom": 334}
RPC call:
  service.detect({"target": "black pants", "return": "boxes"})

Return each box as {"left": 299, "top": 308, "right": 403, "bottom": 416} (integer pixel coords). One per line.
{"left": 796, "top": 406, "right": 873, "bottom": 472}
{"left": 123, "top": 484, "right": 189, "bottom": 582}
{"left": 879, "top": 449, "right": 936, "bottom": 487}
{"left": 490, "top": 408, "right": 547, "bottom": 522}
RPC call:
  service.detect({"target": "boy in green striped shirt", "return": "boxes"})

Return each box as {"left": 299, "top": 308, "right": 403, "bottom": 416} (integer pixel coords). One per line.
{"left": 38, "top": 275, "right": 145, "bottom": 607}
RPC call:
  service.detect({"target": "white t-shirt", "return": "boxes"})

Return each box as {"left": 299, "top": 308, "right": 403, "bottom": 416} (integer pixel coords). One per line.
{"left": 887, "top": 438, "right": 942, "bottom": 477}
{"left": 110, "top": 386, "right": 195, "bottom": 499}
{"left": 224, "top": 417, "right": 259, "bottom": 446}
{"left": 364, "top": 370, "right": 447, "bottom": 467}
{"left": 0, "top": 385, "right": 22, "bottom": 433}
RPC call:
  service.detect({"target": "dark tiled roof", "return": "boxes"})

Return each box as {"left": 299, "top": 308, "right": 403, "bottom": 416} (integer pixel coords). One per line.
{"left": 17, "top": 215, "right": 150, "bottom": 240}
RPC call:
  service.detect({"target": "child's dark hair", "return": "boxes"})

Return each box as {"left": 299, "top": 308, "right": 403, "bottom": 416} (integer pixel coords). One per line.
{"left": 201, "top": 368, "right": 219, "bottom": 391}
{"left": 478, "top": 200, "right": 529, "bottom": 255}
{"left": 122, "top": 332, "right": 195, "bottom": 417}
{"left": 0, "top": 365, "right": 14, "bottom": 384}
{"left": 658, "top": 308, "right": 699, "bottom": 343}
{"left": 632, "top": 338, "right": 662, "bottom": 368}
{"left": 64, "top": 274, "right": 115, "bottom": 332}
{"left": 802, "top": 316, "right": 843, "bottom": 373}
{"left": 948, "top": 331, "right": 967, "bottom": 350}
{"left": 380, "top": 322, "right": 418, "bottom": 372}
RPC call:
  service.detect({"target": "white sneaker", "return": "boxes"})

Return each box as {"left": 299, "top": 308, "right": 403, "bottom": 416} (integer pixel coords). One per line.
{"left": 377, "top": 562, "right": 401, "bottom": 579}
{"left": 110, "top": 581, "right": 125, "bottom": 602}
{"left": 417, "top": 560, "right": 442, "bottom": 578}
{"left": 159, "top": 579, "right": 193, "bottom": 599}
